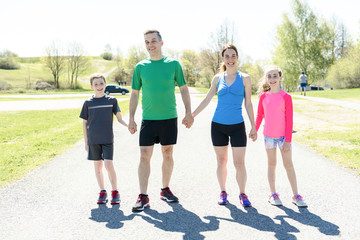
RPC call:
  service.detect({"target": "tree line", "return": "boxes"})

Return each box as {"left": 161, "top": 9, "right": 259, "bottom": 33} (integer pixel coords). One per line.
{"left": 1, "top": 0, "right": 358, "bottom": 91}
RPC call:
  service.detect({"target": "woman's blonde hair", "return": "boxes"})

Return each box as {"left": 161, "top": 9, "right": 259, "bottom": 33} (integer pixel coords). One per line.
{"left": 257, "top": 65, "right": 282, "bottom": 94}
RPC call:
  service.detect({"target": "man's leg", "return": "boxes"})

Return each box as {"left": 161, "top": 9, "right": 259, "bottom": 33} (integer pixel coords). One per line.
{"left": 139, "top": 146, "right": 154, "bottom": 194}
{"left": 161, "top": 145, "right": 174, "bottom": 188}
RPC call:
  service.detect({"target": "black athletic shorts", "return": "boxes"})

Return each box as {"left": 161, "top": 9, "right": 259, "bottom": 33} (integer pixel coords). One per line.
{"left": 140, "top": 118, "right": 178, "bottom": 146}
{"left": 211, "top": 121, "right": 247, "bottom": 147}
{"left": 88, "top": 143, "right": 114, "bottom": 160}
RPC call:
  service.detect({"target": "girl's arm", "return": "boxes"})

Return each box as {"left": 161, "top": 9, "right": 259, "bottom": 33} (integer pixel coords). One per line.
{"left": 284, "top": 94, "right": 293, "bottom": 143}
{"left": 192, "top": 75, "right": 219, "bottom": 118}
{"left": 243, "top": 75, "right": 257, "bottom": 141}
{"left": 116, "top": 111, "right": 128, "bottom": 128}
{"left": 255, "top": 94, "right": 265, "bottom": 132}
{"left": 82, "top": 119, "right": 88, "bottom": 151}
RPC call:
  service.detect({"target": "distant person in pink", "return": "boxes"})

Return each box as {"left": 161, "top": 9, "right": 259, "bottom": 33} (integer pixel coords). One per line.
{"left": 256, "top": 66, "right": 307, "bottom": 208}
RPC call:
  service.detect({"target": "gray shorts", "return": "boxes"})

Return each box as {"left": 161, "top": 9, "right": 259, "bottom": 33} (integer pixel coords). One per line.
{"left": 88, "top": 143, "right": 114, "bottom": 160}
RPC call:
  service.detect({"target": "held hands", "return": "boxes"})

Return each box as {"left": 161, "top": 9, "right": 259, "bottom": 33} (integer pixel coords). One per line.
{"left": 128, "top": 119, "right": 137, "bottom": 134}
{"left": 249, "top": 128, "right": 257, "bottom": 142}
{"left": 182, "top": 112, "right": 194, "bottom": 128}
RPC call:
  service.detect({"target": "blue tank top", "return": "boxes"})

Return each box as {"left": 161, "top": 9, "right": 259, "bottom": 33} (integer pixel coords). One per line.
{"left": 212, "top": 72, "right": 245, "bottom": 125}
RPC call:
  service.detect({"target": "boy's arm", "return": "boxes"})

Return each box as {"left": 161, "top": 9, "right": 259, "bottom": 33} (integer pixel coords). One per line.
{"left": 82, "top": 119, "right": 88, "bottom": 151}
{"left": 116, "top": 111, "right": 128, "bottom": 128}
{"left": 128, "top": 89, "right": 139, "bottom": 134}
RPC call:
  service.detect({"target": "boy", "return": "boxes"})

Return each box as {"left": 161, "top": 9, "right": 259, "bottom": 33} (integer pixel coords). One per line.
{"left": 80, "top": 73, "right": 128, "bottom": 204}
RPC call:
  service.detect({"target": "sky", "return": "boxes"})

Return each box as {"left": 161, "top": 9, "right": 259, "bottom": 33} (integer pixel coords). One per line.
{"left": 1, "top": 0, "right": 360, "bottom": 61}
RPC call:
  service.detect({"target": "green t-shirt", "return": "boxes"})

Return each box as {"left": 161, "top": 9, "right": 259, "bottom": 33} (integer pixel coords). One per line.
{"left": 132, "top": 56, "right": 186, "bottom": 120}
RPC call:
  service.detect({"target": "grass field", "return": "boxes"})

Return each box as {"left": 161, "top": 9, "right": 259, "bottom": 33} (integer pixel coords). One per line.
{"left": 0, "top": 100, "right": 129, "bottom": 187}
{"left": 292, "top": 88, "right": 360, "bottom": 102}
{"left": 292, "top": 98, "right": 360, "bottom": 174}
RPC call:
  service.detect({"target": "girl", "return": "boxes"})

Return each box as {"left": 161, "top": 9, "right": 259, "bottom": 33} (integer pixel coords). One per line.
{"left": 255, "top": 66, "right": 307, "bottom": 207}
{"left": 192, "top": 44, "right": 257, "bottom": 207}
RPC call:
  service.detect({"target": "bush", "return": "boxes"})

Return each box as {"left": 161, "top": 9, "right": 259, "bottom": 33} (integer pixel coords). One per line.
{"left": 0, "top": 81, "right": 12, "bottom": 90}
{"left": 100, "top": 52, "right": 113, "bottom": 60}
{"left": 34, "top": 81, "right": 54, "bottom": 90}
{"left": 0, "top": 57, "right": 20, "bottom": 69}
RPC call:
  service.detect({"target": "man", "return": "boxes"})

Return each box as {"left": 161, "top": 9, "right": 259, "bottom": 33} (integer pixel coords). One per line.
{"left": 298, "top": 72, "right": 308, "bottom": 96}
{"left": 129, "top": 30, "right": 194, "bottom": 212}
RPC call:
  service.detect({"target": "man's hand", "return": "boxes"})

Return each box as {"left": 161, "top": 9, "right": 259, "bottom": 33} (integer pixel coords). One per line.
{"left": 128, "top": 119, "right": 137, "bottom": 134}
{"left": 182, "top": 113, "right": 194, "bottom": 128}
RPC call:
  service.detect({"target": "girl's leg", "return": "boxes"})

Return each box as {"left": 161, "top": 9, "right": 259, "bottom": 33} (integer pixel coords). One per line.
{"left": 266, "top": 148, "right": 277, "bottom": 193}
{"left": 214, "top": 146, "right": 228, "bottom": 191}
{"left": 94, "top": 160, "right": 105, "bottom": 190}
{"left": 104, "top": 159, "right": 118, "bottom": 191}
{"left": 231, "top": 147, "right": 247, "bottom": 193}
{"left": 280, "top": 149, "right": 298, "bottom": 195}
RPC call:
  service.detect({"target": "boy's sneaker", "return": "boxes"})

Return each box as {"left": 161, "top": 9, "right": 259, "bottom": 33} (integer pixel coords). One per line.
{"left": 269, "top": 192, "right": 283, "bottom": 206}
{"left": 160, "top": 187, "right": 179, "bottom": 202}
{"left": 132, "top": 194, "right": 150, "bottom": 212}
{"left": 218, "top": 191, "right": 229, "bottom": 205}
{"left": 97, "top": 190, "right": 108, "bottom": 204}
{"left": 111, "top": 190, "right": 120, "bottom": 205}
{"left": 292, "top": 194, "right": 307, "bottom": 207}
{"left": 239, "top": 193, "right": 252, "bottom": 207}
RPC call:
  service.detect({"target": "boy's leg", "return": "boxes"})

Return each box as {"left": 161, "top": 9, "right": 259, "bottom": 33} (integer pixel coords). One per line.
{"left": 94, "top": 161, "right": 105, "bottom": 190}
{"left": 266, "top": 148, "right": 277, "bottom": 193}
{"left": 139, "top": 146, "right": 154, "bottom": 194}
{"left": 104, "top": 160, "right": 117, "bottom": 191}
{"left": 161, "top": 145, "right": 174, "bottom": 188}
{"left": 280, "top": 149, "right": 298, "bottom": 195}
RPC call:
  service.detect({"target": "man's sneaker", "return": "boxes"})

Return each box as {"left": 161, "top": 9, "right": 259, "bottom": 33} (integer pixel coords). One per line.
{"left": 292, "top": 194, "right": 307, "bottom": 207}
{"left": 132, "top": 194, "right": 150, "bottom": 212}
{"left": 97, "top": 190, "right": 108, "bottom": 204}
{"left": 269, "top": 192, "right": 283, "bottom": 206}
{"left": 239, "top": 193, "right": 252, "bottom": 207}
{"left": 160, "top": 187, "right": 179, "bottom": 202}
{"left": 218, "top": 191, "right": 229, "bottom": 205}
{"left": 111, "top": 190, "right": 121, "bottom": 205}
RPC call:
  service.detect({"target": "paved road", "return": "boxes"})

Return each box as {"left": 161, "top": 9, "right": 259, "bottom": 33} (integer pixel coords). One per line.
{"left": 0, "top": 95, "right": 359, "bottom": 239}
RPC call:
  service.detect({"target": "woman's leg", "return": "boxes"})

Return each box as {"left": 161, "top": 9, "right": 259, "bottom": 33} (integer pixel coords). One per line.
{"left": 214, "top": 146, "right": 228, "bottom": 191}
{"left": 231, "top": 147, "right": 247, "bottom": 193}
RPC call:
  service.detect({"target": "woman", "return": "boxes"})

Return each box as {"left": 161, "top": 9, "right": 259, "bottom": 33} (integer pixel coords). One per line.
{"left": 192, "top": 44, "right": 257, "bottom": 206}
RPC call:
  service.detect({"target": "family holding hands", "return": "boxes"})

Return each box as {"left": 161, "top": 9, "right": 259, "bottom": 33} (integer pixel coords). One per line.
{"left": 80, "top": 29, "right": 307, "bottom": 213}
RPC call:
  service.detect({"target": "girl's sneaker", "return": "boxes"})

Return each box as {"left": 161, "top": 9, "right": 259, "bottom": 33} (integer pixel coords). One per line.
{"left": 239, "top": 193, "right": 252, "bottom": 207}
{"left": 218, "top": 191, "right": 229, "bottom": 205}
{"left": 269, "top": 192, "right": 283, "bottom": 206}
{"left": 292, "top": 194, "right": 307, "bottom": 207}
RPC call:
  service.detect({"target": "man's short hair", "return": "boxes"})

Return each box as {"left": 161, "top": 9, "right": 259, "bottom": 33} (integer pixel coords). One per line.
{"left": 90, "top": 73, "right": 106, "bottom": 85}
{"left": 144, "top": 30, "right": 162, "bottom": 41}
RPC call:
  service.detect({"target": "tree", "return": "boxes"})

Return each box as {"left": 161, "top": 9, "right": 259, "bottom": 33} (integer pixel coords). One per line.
{"left": 44, "top": 41, "right": 65, "bottom": 89}
{"left": 272, "top": 0, "right": 334, "bottom": 91}
{"left": 0, "top": 49, "right": 20, "bottom": 70}
{"left": 67, "top": 42, "right": 90, "bottom": 89}
{"left": 180, "top": 50, "right": 201, "bottom": 87}
{"left": 125, "top": 46, "right": 147, "bottom": 84}
{"left": 101, "top": 44, "right": 113, "bottom": 60}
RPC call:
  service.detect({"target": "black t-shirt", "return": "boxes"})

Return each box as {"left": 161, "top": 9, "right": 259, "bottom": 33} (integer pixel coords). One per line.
{"left": 79, "top": 95, "right": 120, "bottom": 144}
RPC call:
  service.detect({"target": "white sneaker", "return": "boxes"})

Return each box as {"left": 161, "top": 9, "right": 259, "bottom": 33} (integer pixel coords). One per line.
{"left": 269, "top": 192, "right": 282, "bottom": 206}
{"left": 292, "top": 194, "right": 307, "bottom": 207}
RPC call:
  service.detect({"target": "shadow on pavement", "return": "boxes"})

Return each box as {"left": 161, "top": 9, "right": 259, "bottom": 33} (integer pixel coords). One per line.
{"left": 207, "top": 203, "right": 299, "bottom": 240}
{"left": 139, "top": 202, "right": 219, "bottom": 240}
{"left": 275, "top": 206, "right": 340, "bottom": 236}
{"left": 89, "top": 204, "right": 135, "bottom": 229}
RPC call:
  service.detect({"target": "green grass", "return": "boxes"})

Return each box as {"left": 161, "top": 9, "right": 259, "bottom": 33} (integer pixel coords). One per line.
{"left": 0, "top": 100, "right": 129, "bottom": 187}
{"left": 0, "top": 95, "right": 130, "bottom": 101}
{"left": 194, "top": 87, "right": 210, "bottom": 94}
{"left": 292, "top": 88, "right": 360, "bottom": 101}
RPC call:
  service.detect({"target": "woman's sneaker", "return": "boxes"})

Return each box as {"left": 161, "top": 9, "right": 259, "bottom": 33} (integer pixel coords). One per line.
{"left": 292, "top": 194, "right": 307, "bottom": 207}
{"left": 239, "top": 193, "right": 252, "bottom": 207}
{"left": 160, "top": 187, "right": 179, "bottom": 202}
{"left": 97, "top": 190, "right": 108, "bottom": 204}
{"left": 218, "top": 191, "right": 229, "bottom": 205}
{"left": 111, "top": 190, "right": 121, "bottom": 205}
{"left": 132, "top": 194, "right": 150, "bottom": 212}
{"left": 269, "top": 192, "right": 283, "bottom": 206}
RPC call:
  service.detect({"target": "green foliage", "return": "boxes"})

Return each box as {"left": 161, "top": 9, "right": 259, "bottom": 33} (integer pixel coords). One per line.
{"left": 0, "top": 57, "right": 20, "bottom": 70}
{"left": 327, "top": 43, "right": 360, "bottom": 89}
{"left": 100, "top": 52, "right": 113, "bottom": 60}
{"left": 180, "top": 50, "right": 201, "bottom": 87}
{"left": 239, "top": 60, "right": 264, "bottom": 94}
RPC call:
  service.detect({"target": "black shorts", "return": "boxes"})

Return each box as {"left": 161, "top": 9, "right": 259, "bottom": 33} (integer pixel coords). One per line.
{"left": 211, "top": 121, "right": 247, "bottom": 147}
{"left": 88, "top": 143, "right": 114, "bottom": 160}
{"left": 140, "top": 118, "right": 178, "bottom": 146}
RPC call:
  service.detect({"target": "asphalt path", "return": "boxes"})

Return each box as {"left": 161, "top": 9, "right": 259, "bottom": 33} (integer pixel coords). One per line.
{"left": 0, "top": 95, "right": 359, "bottom": 239}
